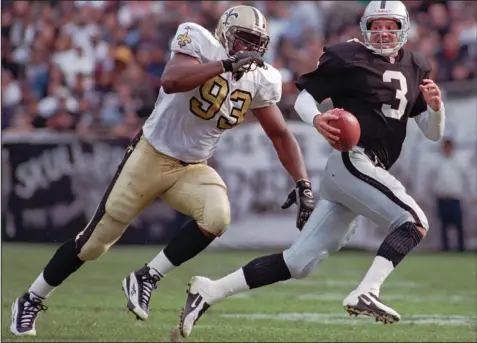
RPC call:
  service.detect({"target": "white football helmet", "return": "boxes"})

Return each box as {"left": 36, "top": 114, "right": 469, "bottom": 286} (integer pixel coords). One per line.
{"left": 360, "top": 0, "right": 410, "bottom": 56}
{"left": 215, "top": 5, "right": 270, "bottom": 57}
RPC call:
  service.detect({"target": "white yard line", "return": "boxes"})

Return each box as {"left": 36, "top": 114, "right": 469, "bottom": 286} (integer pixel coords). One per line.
{"left": 295, "top": 293, "right": 472, "bottom": 303}
{"left": 221, "top": 312, "right": 477, "bottom": 326}
{"left": 280, "top": 279, "right": 423, "bottom": 288}
{"left": 230, "top": 291, "right": 473, "bottom": 303}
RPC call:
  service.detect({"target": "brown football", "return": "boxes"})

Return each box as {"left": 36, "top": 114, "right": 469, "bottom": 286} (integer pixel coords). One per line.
{"left": 330, "top": 110, "right": 361, "bottom": 152}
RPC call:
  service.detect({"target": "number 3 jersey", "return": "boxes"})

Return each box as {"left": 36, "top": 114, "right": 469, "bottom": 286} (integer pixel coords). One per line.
{"left": 143, "top": 22, "right": 282, "bottom": 163}
{"left": 296, "top": 40, "right": 431, "bottom": 169}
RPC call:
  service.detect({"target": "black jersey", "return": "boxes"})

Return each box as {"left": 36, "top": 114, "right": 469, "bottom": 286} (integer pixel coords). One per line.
{"left": 295, "top": 40, "right": 431, "bottom": 169}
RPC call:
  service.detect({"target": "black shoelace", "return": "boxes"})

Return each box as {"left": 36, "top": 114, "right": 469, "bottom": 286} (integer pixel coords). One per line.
{"left": 139, "top": 273, "right": 160, "bottom": 308}
{"left": 20, "top": 299, "right": 48, "bottom": 328}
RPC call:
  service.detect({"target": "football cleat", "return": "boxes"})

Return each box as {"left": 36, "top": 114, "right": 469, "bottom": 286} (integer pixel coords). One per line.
{"left": 179, "top": 276, "right": 213, "bottom": 338}
{"left": 122, "top": 265, "right": 160, "bottom": 321}
{"left": 343, "top": 290, "right": 401, "bottom": 324}
{"left": 10, "top": 293, "right": 48, "bottom": 336}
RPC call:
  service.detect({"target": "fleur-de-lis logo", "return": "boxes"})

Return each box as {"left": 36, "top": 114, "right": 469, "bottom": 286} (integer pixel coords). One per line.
{"left": 223, "top": 8, "right": 239, "bottom": 27}
{"left": 177, "top": 28, "right": 192, "bottom": 48}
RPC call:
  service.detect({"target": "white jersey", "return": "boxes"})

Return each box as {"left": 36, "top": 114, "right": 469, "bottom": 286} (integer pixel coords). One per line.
{"left": 143, "top": 22, "right": 282, "bottom": 163}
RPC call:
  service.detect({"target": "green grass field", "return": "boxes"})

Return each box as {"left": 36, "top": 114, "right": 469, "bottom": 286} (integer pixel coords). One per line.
{"left": 2, "top": 243, "right": 476, "bottom": 342}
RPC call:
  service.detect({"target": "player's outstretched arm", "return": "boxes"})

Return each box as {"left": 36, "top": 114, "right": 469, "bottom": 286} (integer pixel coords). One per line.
{"left": 161, "top": 51, "right": 264, "bottom": 94}
{"left": 161, "top": 53, "right": 224, "bottom": 94}
{"left": 253, "top": 105, "right": 315, "bottom": 229}
{"left": 163, "top": 22, "right": 265, "bottom": 94}
{"left": 254, "top": 105, "right": 308, "bottom": 183}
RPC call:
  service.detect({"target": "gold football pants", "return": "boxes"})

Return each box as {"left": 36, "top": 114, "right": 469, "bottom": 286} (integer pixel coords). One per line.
{"left": 75, "top": 131, "right": 230, "bottom": 261}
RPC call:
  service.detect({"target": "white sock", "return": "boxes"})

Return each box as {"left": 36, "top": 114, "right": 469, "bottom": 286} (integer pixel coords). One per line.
{"left": 28, "top": 272, "right": 56, "bottom": 301}
{"left": 210, "top": 268, "right": 250, "bottom": 303}
{"left": 147, "top": 250, "right": 176, "bottom": 278}
{"left": 356, "top": 256, "right": 394, "bottom": 297}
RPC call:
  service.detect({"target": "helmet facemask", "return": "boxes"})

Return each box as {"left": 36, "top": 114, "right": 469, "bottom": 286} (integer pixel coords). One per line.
{"left": 220, "top": 26, "right": 269, "bottom": 72}
{"left": 360, "top": 15, "right": 409, "bottom": 56}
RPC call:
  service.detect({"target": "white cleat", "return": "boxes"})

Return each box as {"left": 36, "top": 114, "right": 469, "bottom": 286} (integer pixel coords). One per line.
{"left": 343, "top": 290, "right": 401, "bottom": 324}
{"left": 179, "top": 276, "right": 214, "bottom": 338}
{"left": 122, "top": 265, "right": 160, "bottom": 321}
{"left": 10, "top": 293, "right": 48, "bottom": 336}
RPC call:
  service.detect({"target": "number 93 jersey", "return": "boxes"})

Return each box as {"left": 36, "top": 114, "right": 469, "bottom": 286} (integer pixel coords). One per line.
{"left": 143, "top": 22, "right": 282, "bottom": 163}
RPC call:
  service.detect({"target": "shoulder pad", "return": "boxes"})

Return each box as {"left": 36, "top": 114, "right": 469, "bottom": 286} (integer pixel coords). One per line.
{"left": 314, "top": 42, "right": 360, "bottom": 71}
{"left": 170, "top": 22, "right": 221, "bottom": 62}
{"left": 324, "top": 40, "right": 367, "bottom": 61}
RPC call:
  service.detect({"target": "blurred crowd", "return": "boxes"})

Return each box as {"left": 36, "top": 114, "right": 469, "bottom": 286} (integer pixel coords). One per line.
{"left": 2, "top": 0, "right": 476, "bottom": 137}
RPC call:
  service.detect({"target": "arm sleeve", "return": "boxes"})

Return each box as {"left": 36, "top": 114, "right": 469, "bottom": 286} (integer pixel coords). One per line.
{"left": 413, "top": 101, "right": 445, "bottom": 141}
{"left": 294, "top": 90, "right": 321, "bottom": 126}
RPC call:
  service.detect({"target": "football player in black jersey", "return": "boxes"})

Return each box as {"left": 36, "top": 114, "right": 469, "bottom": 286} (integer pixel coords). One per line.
{"left": 176, "top": 1, "right": 445, "bottom": 337}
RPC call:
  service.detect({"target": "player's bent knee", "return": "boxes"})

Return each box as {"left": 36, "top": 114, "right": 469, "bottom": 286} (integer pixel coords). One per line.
{"left": 416, "top": 225, "right": 428, "bottom": 238}
{"left": 77, "top": 212, "right": 128, "bottom": 261}
{"left": 199, "top": 203, "right": 230, "bottom": 237}
{"left": 284, "top": 250, "right": 329, "bottom": 279}
{"left": 416, "top": 214, "right": 429, "bottom": 233}
{"left": 196, "top": 187, "right": 231, "bottom": 237}
{"left": 392, "top": 211, "right": 429, "bottom": 234}
{"left": 78, "top": 241, "right": 108, "bottom": 261}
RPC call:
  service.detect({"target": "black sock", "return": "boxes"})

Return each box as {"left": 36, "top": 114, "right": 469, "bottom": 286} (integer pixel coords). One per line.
{"left": 43, "top": 239, "right": 85, "bottom": 287}
{"left": 377, "top": 222, "right": 423, "bottom": 267}
{"left": 242, "top": 253, "right": 291, "bottom": 289}
{"left": 163, "top": 219, "right": 215, "bottom": 267}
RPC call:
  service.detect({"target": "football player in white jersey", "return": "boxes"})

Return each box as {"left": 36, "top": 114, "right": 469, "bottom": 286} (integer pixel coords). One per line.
{"left": 10, "top": 5, "right": 315, "bottom": 336}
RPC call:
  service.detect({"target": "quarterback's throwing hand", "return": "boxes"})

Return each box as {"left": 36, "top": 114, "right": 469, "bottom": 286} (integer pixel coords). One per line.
{"left": 222, "top": 51, "right": 265, "bottom": 73}
{"left": 419, "top": 79, "right": 441, "bottom": 111}
{"left": 281, "top": 180, "right": 316, "bottom": 230}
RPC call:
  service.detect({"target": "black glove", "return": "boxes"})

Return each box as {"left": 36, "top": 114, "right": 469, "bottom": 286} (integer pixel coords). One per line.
{"left": 221, "top": 51, "right": 265, "bottom": 73}
{"left": 281, "top": 180, "right": 316, "bottom": 230}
